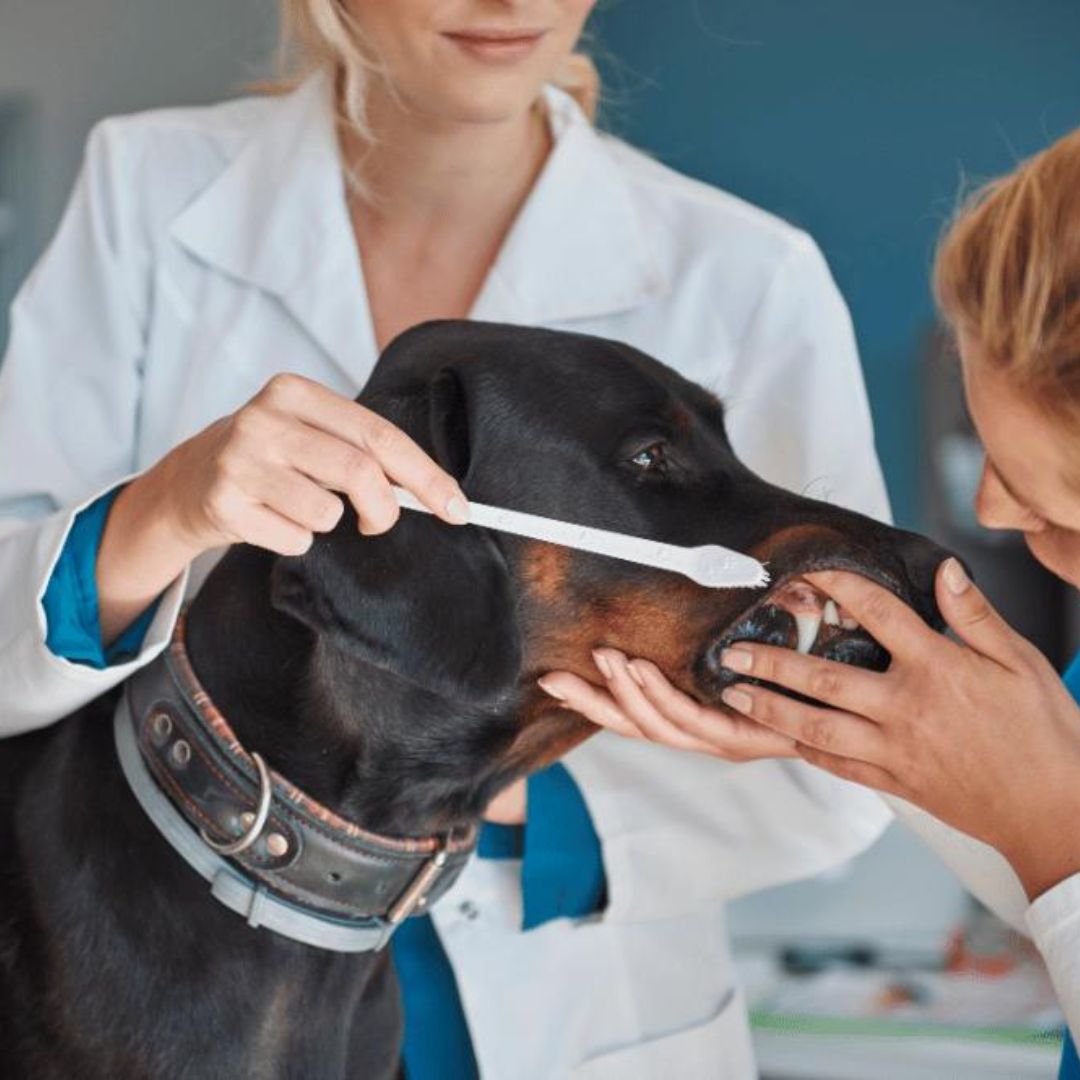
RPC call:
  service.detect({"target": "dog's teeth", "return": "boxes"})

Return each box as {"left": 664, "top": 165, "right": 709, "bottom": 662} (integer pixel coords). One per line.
{"left": 823, "top": 600, "right": 840, "bottom": 627}
{"left": 840, "top": 616, "right": 859, "bottom": 631}
{"left": 794, "top": 612, "right": 822, "bottom": 655}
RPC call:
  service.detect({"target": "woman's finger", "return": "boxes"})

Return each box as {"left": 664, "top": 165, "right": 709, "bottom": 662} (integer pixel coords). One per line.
{"left": 594, "top": 650, "right": 738, "bottom": 756}
{"left": 251, "top": 464, "right": 347, "bottom": 535}
{"left": 284, "top": 423, "right": 401, "bottom": 534}
{"left": 622, "top": 658, "right": 800, "bottom": 760}
{"left": 934, "top": 558, "right": 1027, "bottom": 668}
{"left": 232, "top": 503, "right": 316, "bottom": 558}
{"left": 795, "top": 744, "right": 906, "bottom": 798}
{"left": 721, "top": 681, "right": 889, "bottom": 763}
{"left": 805, "top": 570, "right": 942, "bottom": 660}
{"left": 264, "top": 374, "right": 468, "bottom": 524}
{"left": 719, "top": 642, "right": 891, "bottom": 718}
{"left": 536, "top": 673, "right": 645, "bottom": 739}
{"left": 358, "top": 411, "right": 469, "bottom": 523}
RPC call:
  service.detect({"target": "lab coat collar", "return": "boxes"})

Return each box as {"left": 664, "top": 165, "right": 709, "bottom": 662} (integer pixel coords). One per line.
{"left": 170, "top": 72, "right": 666, "bottom": 386}
{"left": 470, "top": 85, "right": 668, "bottom": 324}
{"left": 171, "top": 72, "right": 377, "bottom": 386}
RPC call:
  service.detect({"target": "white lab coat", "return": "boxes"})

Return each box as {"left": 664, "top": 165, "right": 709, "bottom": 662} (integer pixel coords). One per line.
{"left": 0, "top": 71, "right": 1075, "bottom": 1074}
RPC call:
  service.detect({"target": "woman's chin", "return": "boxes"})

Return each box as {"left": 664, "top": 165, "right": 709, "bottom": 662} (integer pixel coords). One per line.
{"left": 383, "top": 63, "right": 552, "bottom": 128}
{"left": 417, "top": 88, "right": 546, "bottom": 127}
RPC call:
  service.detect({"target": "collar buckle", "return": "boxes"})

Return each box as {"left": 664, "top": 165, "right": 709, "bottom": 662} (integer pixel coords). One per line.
{"left": 388, "top": 843, "right": 451, "bottom": 925}
{"left": 199, "top": 750, "right": 273, "bottom": 857}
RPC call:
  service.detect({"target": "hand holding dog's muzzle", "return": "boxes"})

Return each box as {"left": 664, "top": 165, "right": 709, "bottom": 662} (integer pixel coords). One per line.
{"left": 591, "top": 560, "right": 1080, "bottom": 903}
{"left": 538, "top": 653, "right": 801, "bottom": 763}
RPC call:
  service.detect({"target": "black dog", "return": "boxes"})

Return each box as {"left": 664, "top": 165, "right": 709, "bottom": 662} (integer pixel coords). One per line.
{"left": 0, "top": 321, "right": 949, "bottom": 1079}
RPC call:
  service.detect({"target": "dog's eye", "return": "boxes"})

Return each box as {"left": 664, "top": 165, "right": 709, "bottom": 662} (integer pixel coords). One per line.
{"left": 629, "top": 443, "right": 667, "bottom": 472}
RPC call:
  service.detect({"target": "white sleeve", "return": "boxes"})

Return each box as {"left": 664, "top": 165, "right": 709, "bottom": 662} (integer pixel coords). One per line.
{"left": 0, "top": 120, "right": 185, "bottom": 738}
{"left": 1026, "top": 873, "right": 1080, "bottom": 1038}
{"left": 884, "top": 795, "right": 1031, "bottom": 932}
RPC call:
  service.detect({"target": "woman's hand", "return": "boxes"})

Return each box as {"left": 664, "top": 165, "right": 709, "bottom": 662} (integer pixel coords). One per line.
{"left": 153, "top": 372, "right": 468, "bottom": 551}
{"left": 96, "top": 373, "right": 467, "bottom": 641}
{"left": 542, "top": 558, "right": 1080, "bottom": 900}
{"left": 713, "top": 562, "right": 1080, "bottom": 898}
{"left": 537, "top": 651, "right": 800, "bottom": 763}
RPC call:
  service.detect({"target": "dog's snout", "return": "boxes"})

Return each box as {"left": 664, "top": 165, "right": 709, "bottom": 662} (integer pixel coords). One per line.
{"left": 887, "top": 529, "right": 958, "bottom": 629}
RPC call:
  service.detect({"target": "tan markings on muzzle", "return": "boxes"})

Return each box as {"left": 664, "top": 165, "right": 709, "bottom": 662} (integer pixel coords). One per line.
{"left": 508, "top": 539, "right": 749, "bottom": 774}
{"left": 521, "top": 569, "right": 725, "bottom": 696}
{"left": 519, "top": 541, "right": 572, "bottom": 603}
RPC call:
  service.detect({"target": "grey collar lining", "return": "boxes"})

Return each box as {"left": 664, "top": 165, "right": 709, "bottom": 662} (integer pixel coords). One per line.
{"left": 114, "top": 696, "right": 398, "bottom": 952}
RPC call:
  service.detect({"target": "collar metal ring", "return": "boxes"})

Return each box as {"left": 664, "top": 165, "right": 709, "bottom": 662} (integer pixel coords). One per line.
{"left": 200, "top": 751, "right": 273, "bottom": 856}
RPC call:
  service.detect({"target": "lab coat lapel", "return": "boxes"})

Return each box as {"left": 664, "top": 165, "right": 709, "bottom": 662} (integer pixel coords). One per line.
{"left": 471, "top": 87, "right": 668, "bottom": 325}
{"left": 170, "top": 79, "right": 667, "bottom": 380}
{"left": 170, "top": 73, "right": 378, "bottom": 390}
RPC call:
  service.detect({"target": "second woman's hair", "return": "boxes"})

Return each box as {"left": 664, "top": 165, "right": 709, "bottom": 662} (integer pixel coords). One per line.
{"left": 935, "top": 128, "right": 1080, "bottom": 418}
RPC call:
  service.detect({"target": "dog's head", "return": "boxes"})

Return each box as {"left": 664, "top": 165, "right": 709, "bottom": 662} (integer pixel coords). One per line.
{"left": 272, "top": 321, "right": 950, "bottom": 815}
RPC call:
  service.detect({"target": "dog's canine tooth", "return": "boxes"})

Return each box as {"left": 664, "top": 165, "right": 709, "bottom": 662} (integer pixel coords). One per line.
{"left": 840, "top": 616, "right": 860, "bottom": 631}
{"left": 794, "top": 612, "right": 822, "bottom": 655}
{"left": 823, "top": 599, "right": 840, "bottom": 627}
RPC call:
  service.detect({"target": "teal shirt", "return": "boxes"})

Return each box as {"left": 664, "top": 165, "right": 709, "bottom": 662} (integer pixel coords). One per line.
{"left": 41, "top": 490, "right": 608, "bottom": 1080}
{"left": 1063, "top": 1033, "right": 1079, "bottom": 1080}
{"left": 394, "top": 769, "right": 606, "bottom": 1079}
{"left": 41, "top": 488, "right": 159, "bottom": 667}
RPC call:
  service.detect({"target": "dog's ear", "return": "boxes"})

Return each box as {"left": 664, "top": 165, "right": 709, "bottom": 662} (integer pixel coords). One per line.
{"left": 269, "top": 369, "right": 521, "bottom": 704}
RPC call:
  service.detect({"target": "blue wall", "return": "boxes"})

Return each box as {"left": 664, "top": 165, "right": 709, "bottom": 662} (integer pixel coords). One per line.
{"left": 590, "top": 1, "right": 1080, "bottom": 526}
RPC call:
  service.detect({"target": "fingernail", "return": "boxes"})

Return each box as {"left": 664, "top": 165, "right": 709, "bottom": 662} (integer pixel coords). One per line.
{"left": 445, "top": 495, "right": 470, "bottom": 525}
{"left": 943, "top": 557, "right": 970, "bottom": 595}
{"left": 537, "top": 677, "right": 566, "bottom": 701}
{"left": 721, "top": 647, "right": 754, "bottom": 674}
{"left": 722, "top": 688, "right": 754, "bottom": 714}
{"left": 627, "top": 662, "right": 646, "bottom": 688}
{"left": 592, "top": 650, "right": 613, "bottom": 680}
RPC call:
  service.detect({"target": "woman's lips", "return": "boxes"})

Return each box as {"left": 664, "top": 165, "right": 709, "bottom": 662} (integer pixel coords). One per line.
{"left": 442, "top": 29, "right": 549, "bottom": 64}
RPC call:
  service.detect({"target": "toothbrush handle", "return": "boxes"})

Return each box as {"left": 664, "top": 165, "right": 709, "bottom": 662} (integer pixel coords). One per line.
{"left": 390, "top": 487, "right": 768, "bottom": 590}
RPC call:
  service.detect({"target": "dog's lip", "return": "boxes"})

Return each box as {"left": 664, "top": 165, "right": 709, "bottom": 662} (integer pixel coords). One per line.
{"left": 693, "top": 558, "right": 907, "bottom": 700}
{"left": 727, "top": 557, "right": 906, "bottom": 638}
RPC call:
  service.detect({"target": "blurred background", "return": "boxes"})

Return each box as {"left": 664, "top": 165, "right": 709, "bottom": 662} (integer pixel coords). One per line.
{"left": 2, "top": 2, "right": 1078, "bottom": 1076}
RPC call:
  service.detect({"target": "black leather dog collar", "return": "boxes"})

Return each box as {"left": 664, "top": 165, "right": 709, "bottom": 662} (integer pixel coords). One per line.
{"left": 115, "top": 617, "right": 477, "bottom": 952}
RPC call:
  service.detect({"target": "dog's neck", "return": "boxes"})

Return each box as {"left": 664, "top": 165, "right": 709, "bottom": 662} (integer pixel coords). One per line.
{"left": 184, "top": 547, "right": 522, "bottom": 839}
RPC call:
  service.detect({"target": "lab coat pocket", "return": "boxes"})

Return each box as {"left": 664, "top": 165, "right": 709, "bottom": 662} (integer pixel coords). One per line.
{"left": 571, "top": 986, "right": 757, "bottom": 1080}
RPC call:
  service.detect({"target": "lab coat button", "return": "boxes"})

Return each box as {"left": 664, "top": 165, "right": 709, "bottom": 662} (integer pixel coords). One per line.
{"left": 458, "top": 900, "right": 479, "bottom": 921}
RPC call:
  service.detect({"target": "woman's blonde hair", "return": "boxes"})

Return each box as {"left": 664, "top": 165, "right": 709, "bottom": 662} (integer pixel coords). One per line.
{"left": 276, "top": 0, "right": 600, "bottom": 147}
{"left": 934, "top": 127, "right": 1080, "bottom": 418}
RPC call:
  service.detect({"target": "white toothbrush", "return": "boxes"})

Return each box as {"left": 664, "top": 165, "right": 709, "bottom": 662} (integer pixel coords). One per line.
{"left": 392, "top": 487, "right": 769, "bottom": 590}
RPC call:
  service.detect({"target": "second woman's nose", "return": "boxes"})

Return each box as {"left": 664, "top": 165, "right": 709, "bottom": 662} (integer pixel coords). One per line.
{"left": 975, "top": 458, "right": 1046, "bottom": 534}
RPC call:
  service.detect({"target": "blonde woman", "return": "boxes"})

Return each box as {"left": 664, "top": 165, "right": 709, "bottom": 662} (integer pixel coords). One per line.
{"left": 556, "top": 130, "right": 1080, "bottom": 1072}
{"left": 1, "top": 2, "right": 901, "bottom": 1075}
